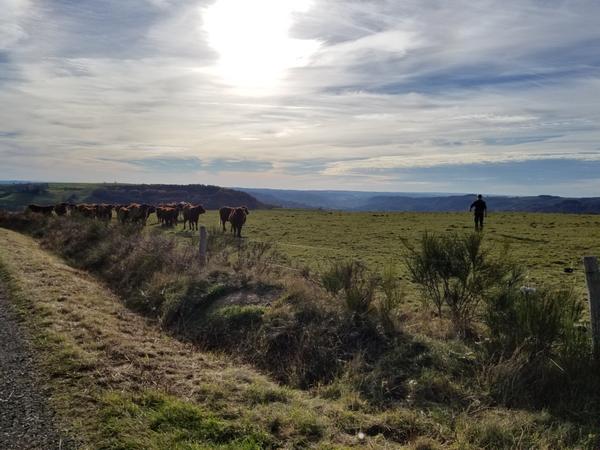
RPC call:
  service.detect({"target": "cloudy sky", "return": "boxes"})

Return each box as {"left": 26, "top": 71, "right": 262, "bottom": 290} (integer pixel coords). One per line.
{"left": 1, "top": 0, "right": 599, "bottom": 195}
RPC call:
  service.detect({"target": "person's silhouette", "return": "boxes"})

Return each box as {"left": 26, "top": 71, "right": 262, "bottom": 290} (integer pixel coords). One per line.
{"left": 469, "top": 194, "right": 487, "bottom": 231}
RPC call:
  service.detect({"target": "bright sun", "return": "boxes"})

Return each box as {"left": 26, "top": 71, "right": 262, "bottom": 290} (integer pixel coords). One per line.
{"left": 202, "top": 0, "right": 319, "bottom": 94}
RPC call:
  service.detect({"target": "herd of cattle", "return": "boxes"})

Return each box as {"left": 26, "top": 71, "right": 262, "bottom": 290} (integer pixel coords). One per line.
{"left": 26, "top": 202, "right": 250, "bottom": 236}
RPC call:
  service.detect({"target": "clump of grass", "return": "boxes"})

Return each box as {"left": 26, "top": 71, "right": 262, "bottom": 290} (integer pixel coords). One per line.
{"left": 320, "top": 260, "right": 406, "bottom": 336}
{"left": 99, "top": 390, "right": 273, "bottom": 449}
{"left": 321, "top": 260, "right": 378, "bottom": 317}
{"left": 194, "top": 305, "right": 265, "bottom": 351}
{"left": 483, "top": 285, "right": 596, "bottom": 409}
{"left": 243, "top": 385, "right": 290, "bottom": 406}
{"left": 364, "top": 408, "right": 429, "bottom": 443}
{"left": 454, "top": 409, "right": 598, "bottom": 450}
{"left": 485, "top": 286, "right": 587, "bottom": 357}
{"left": 377, "top": 263, "right": 405, "bottom": 334}
{"left": 410, "top": 436, "right": 442, "bottom": 450}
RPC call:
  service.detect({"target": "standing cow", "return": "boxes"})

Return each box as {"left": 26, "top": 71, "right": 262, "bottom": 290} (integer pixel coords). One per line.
{"left": 96, "top": 204, "right": 114, "bottom": 222}
{"left": 182, "top": 204, "right": 206, "bottom": 231}
{"left": 228, "top": 207, "right": 248, "bottom": 238}
{"left": 26, "top": 204, "right": 54, "bottom": 215}
{"left": 54, "top": 203, "right": 71, "bottom": 216}
{"left": 157, "top": 206, "right": 178, "bottom": 227}
{"left": 219, "top": 206, "right": 249, "bottom": 232}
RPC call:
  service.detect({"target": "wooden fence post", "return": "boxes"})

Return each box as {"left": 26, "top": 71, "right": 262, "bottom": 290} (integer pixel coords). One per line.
{"left": 199, "top": 226, "right": 207, "bottom": 266}
{"left": 583, "top": 256, "right": 600, "bottom": 360}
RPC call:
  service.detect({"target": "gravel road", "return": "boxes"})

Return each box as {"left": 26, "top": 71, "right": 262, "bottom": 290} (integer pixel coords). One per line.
{"left": 0, "top": 284, "right": 72, "bottom": 449}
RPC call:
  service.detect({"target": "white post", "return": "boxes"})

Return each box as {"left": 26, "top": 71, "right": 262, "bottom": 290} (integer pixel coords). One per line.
{"left": 199, "top": 226, "right": 207, "bottom": 266}
{"left": 583, "top": 256, "right": 600, "bottom": 360}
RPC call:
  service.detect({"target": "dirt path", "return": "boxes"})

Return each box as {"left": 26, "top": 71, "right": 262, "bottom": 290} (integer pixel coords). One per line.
{"left": 0, "top": 286, "right": 71, "bottom": 449}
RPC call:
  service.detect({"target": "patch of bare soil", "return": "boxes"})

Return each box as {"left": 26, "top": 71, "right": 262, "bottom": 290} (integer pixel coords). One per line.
{"left": 210, "top": 286, "right": 282, "bottom": 309}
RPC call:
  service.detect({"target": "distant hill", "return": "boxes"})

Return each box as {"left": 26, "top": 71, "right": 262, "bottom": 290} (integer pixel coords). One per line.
{"left": 359, "top": 194, "right": 600, "bottom": 213}
{"left": 236, "top": 188, "right": 600, "bottom": 214}
{"left": 0, "top": 183, "right": 265, "bottom": 211}
{"left": 85, "top": 184, "right": 264, "bottom": 210}
{"left": 3, "top": 183, "right": 600, "bottom": 214}
{"left": 238, "top": 187, "right": 450, "bottom": 210}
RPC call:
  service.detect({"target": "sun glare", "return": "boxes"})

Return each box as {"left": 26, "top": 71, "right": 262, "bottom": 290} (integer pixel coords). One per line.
{"left": 202, "top": 0, "right": 319, "bottom": 94}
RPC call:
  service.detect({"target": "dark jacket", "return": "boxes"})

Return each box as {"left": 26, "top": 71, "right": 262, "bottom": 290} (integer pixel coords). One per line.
{"left": 470, "top": 199, "right": 487, "bottom": 215}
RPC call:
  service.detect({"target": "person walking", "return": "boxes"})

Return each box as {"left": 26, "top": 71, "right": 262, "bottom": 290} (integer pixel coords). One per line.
{"left": 469, "top": 194, "right": 487, "bottom": 231}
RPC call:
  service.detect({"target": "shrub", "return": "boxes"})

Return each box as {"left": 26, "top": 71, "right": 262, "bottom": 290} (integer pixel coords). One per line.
{"left": 483, "top": 286, "right": 595, "bottom": 408}
{"left": 484, "top": 286, "right": 588, "bottom": 357}
{"left": 405, "top": 232, "right": 517, "bottom": 337}
{"left": 320, "top": 260, "right": 378, "bottom": 317}
{"left": 0, "top": 210, "right": 49, "bottom": 234}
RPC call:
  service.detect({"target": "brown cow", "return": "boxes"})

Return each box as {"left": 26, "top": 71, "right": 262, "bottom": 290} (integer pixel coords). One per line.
{"left": 182, "top": 204, "right": 206, "bottom": 231}
{"left": 116, "top": 206, "right": 129, "bottom": 224}
{"left": 27, "top": 204, "right": 54, "bottom": 215}
{"left": 96, "top": 204, "right": 114, "bottom": 221}
{"left": 125, "top": 204, "right": 151, "bottom": 225}
{"left": 74, "top": 204, "right": 97, "bottom": 218}
{"left": 157, "top": 203, "right": 186, "bottom": 224}
{"left": 228, "top": 207, "right": 248, "bottom": 237}
{"left": 54, "top": 203, "right": 70, "bottom": 216}
{"left": 177, "top": 202, "right": 191, "bottom": 219}
{"left": 219, "top": 206, "right": 249, "bottom": 232}
{"left": 157, "top": 207, "right": 178, "bottom": 227}
{"left": 156, "top": 206, "right": 165, "bottom": 225}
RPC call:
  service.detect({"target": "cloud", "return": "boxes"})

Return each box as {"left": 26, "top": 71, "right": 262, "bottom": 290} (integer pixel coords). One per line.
{"left": 322, "top": 151, "right": 600, "bottom": 176}
{"left": 118, "top": 157, "right": 203, "bottom": 172}
{"left": 98, "top": 156, "right": 273, "bottom": 174}
{"left": 0, "top": 0, "right": 599, "bottom": 194}
{"left": 203, "top": 158, "right": 273, "bottom": 172}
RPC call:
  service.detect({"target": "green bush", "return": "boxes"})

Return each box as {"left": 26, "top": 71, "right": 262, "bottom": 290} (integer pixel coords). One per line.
{"left": 405, "top": 232, "right": 518, "bottom": 337}
{"left": 483, "top": 286, "right": 595, "bottom": 409}
{"left": 485, "top": 286, "right": 588, "bottom": 357}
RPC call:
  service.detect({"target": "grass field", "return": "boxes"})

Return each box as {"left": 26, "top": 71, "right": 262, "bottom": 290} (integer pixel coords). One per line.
{"left": 5, "top": 182, "right": 600, "bottom": 299}
{"left": 159, "top": 209, "right": 600, "bottom": 303}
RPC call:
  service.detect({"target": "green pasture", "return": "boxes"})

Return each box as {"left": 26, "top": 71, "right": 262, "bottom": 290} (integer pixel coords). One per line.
{"left": 156, "top": 209, "right": 600, "bottom": 302}
{"left": 0, "top": 183, "right": 99, "bottom": 210}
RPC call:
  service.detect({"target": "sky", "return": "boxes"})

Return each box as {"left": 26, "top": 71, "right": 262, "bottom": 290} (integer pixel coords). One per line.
{"left": 1, "top": 0, "right": 599, "bottom": 196}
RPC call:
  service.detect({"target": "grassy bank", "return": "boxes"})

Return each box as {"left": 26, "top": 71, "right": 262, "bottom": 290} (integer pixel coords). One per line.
{"left": 1, "top": 213, "right": 599, "bottom": 448}
{"left": 0, "top": 227, "right": 410, "bottom": 448}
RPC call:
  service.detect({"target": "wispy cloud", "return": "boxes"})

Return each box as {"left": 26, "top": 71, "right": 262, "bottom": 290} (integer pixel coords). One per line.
{"left": 0, "top": 0, "right": 599, "bottom": 194}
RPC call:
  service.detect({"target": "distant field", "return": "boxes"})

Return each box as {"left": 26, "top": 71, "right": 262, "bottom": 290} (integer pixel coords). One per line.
{"left": 158, "top": 209, "right": 600, "bottom": 302}
{"left": 0, "top": 183, "right": 99, "bottom": 210}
